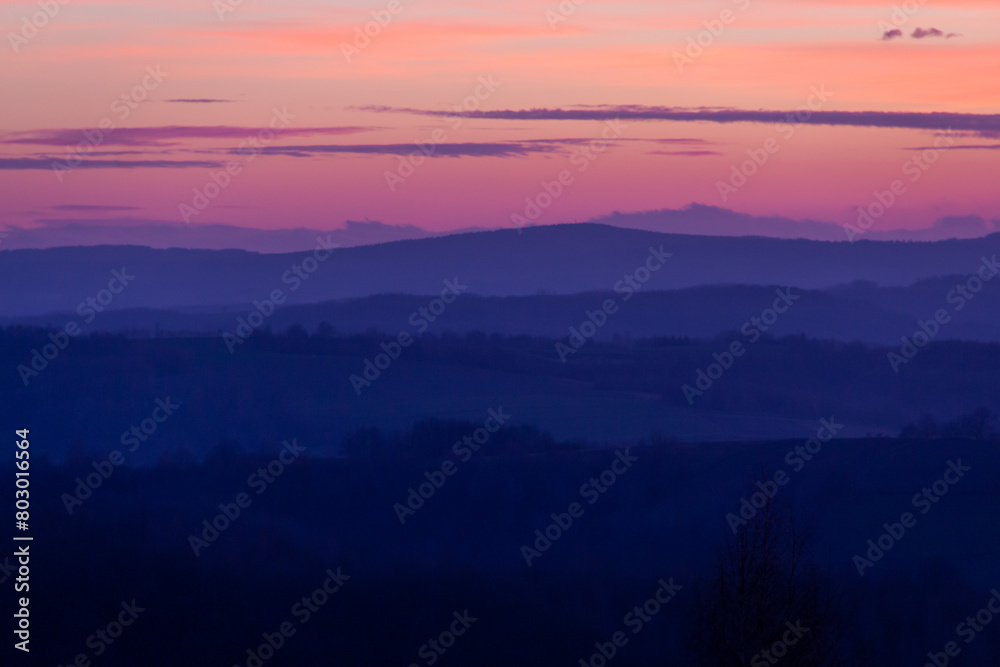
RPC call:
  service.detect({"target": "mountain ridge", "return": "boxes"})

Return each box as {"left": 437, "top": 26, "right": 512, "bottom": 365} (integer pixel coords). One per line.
{"left": 2, "top": 223, "right": 999, "bottom": 317}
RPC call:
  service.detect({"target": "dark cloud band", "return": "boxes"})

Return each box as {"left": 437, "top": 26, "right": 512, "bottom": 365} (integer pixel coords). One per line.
{"left": 361, "top": 105, "right": 1000, "bottom": 134}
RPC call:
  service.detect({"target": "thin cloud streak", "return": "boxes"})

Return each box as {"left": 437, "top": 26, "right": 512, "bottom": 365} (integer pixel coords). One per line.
{"left": 647, "top": 150, "right": 723, "bottom": 157}
{"left": 363, "top": 105, "right": 1000, "bottom": 134}
{"left": 251, "top": 139, "right": 608, "bottom": 159}
{"left": 165, "top": 99, "right": 236, "bottom": 104}
{"left": 0, "top": 126, "right": 375, "bottom": 147}
{"left": 0, "top": 157, "right": 225, "bottom": 170}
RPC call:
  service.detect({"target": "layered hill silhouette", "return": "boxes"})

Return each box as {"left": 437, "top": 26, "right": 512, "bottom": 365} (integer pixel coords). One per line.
{"left": 2, "top": 224, "right": 999, "bottom": 320}
{"left": 8, "top": 279, "right": 1000, "bottom": 345}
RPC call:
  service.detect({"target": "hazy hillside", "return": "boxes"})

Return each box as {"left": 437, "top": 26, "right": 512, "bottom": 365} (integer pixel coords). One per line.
{"left": 2, "top": 224, "right": 999, "bottom": 317}
{"left": 8, "top": 279, "right": 1000, "bottom": 345}
{"left": 5, "top": 328, "right": 998, "bottom": 464}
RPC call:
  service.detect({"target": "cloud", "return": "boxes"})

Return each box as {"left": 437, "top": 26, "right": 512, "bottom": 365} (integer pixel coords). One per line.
{"left": 365, "top": 105, "right": 1000, "bottom": 134}
{"left": 0, "top": 126, "right": 374, "bottom": 148}
{"left": 7, "top": 207, "right": 997, "bottom": 251}
{"left": 252, "top": 139, "right": 602, "bottom": 159}
{"left": 905, "top": 143, "right": 1000, "bottom": 151}
{"left": 876, "top": 26, "right": 959, "bottom": 41}
{"left": 866, "top": 215, "right": 1000, "bottom": 241}
{"left": 3, "top": 137, "right": 601, "bottom": 167}
{"left": 647, "top": 150, "right": 722, "bottom": 157}
{"left": 50, "top": 150, "right": 171, "bottom": 157}
{"left": 50, "top": 205, "right": 141, "bottom": 212}
{"left": 0, "top": 219, "right": 488, "bottom": 252}
{"left": 0, "top": 157, "right": 224, "bottom": 171}
{"left": 30, "top": 217, "right": 188, "bottom": 228}
{"left": 934, "top": 215, "right": 1000, "bottom": 235}
{"left": 165, "top": 99, "right": 235, "bottom": 104}
{"left": 937, "top": 129, "right": 1000, "bottom": 140}
{"left": 640, "top": 138, "right": 715, "bottom": 146}
{"left": 628, "top": 137, "right": 719, "bottom": 155}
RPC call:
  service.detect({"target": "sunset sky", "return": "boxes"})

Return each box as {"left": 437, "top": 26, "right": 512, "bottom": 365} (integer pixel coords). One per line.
{"left": 2, "top": 0, "right": 999, "bottom": 238}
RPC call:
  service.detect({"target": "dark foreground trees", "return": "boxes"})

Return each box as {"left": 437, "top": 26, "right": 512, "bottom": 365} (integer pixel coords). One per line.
{"left": 899, "top": 407, "right": 997, "bottom": 441}
{"left": 687, "top": 475, "right": 858, "bottom": 666}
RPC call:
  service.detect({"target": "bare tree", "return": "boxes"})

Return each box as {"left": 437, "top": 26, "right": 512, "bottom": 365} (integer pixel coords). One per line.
{"left": 687, "top": 471, "right": 858, "bottom": 666}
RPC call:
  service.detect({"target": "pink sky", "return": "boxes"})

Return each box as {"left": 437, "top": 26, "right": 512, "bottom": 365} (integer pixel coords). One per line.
{"left": 2, "top": 0, "right": 999, "bottom": 239}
